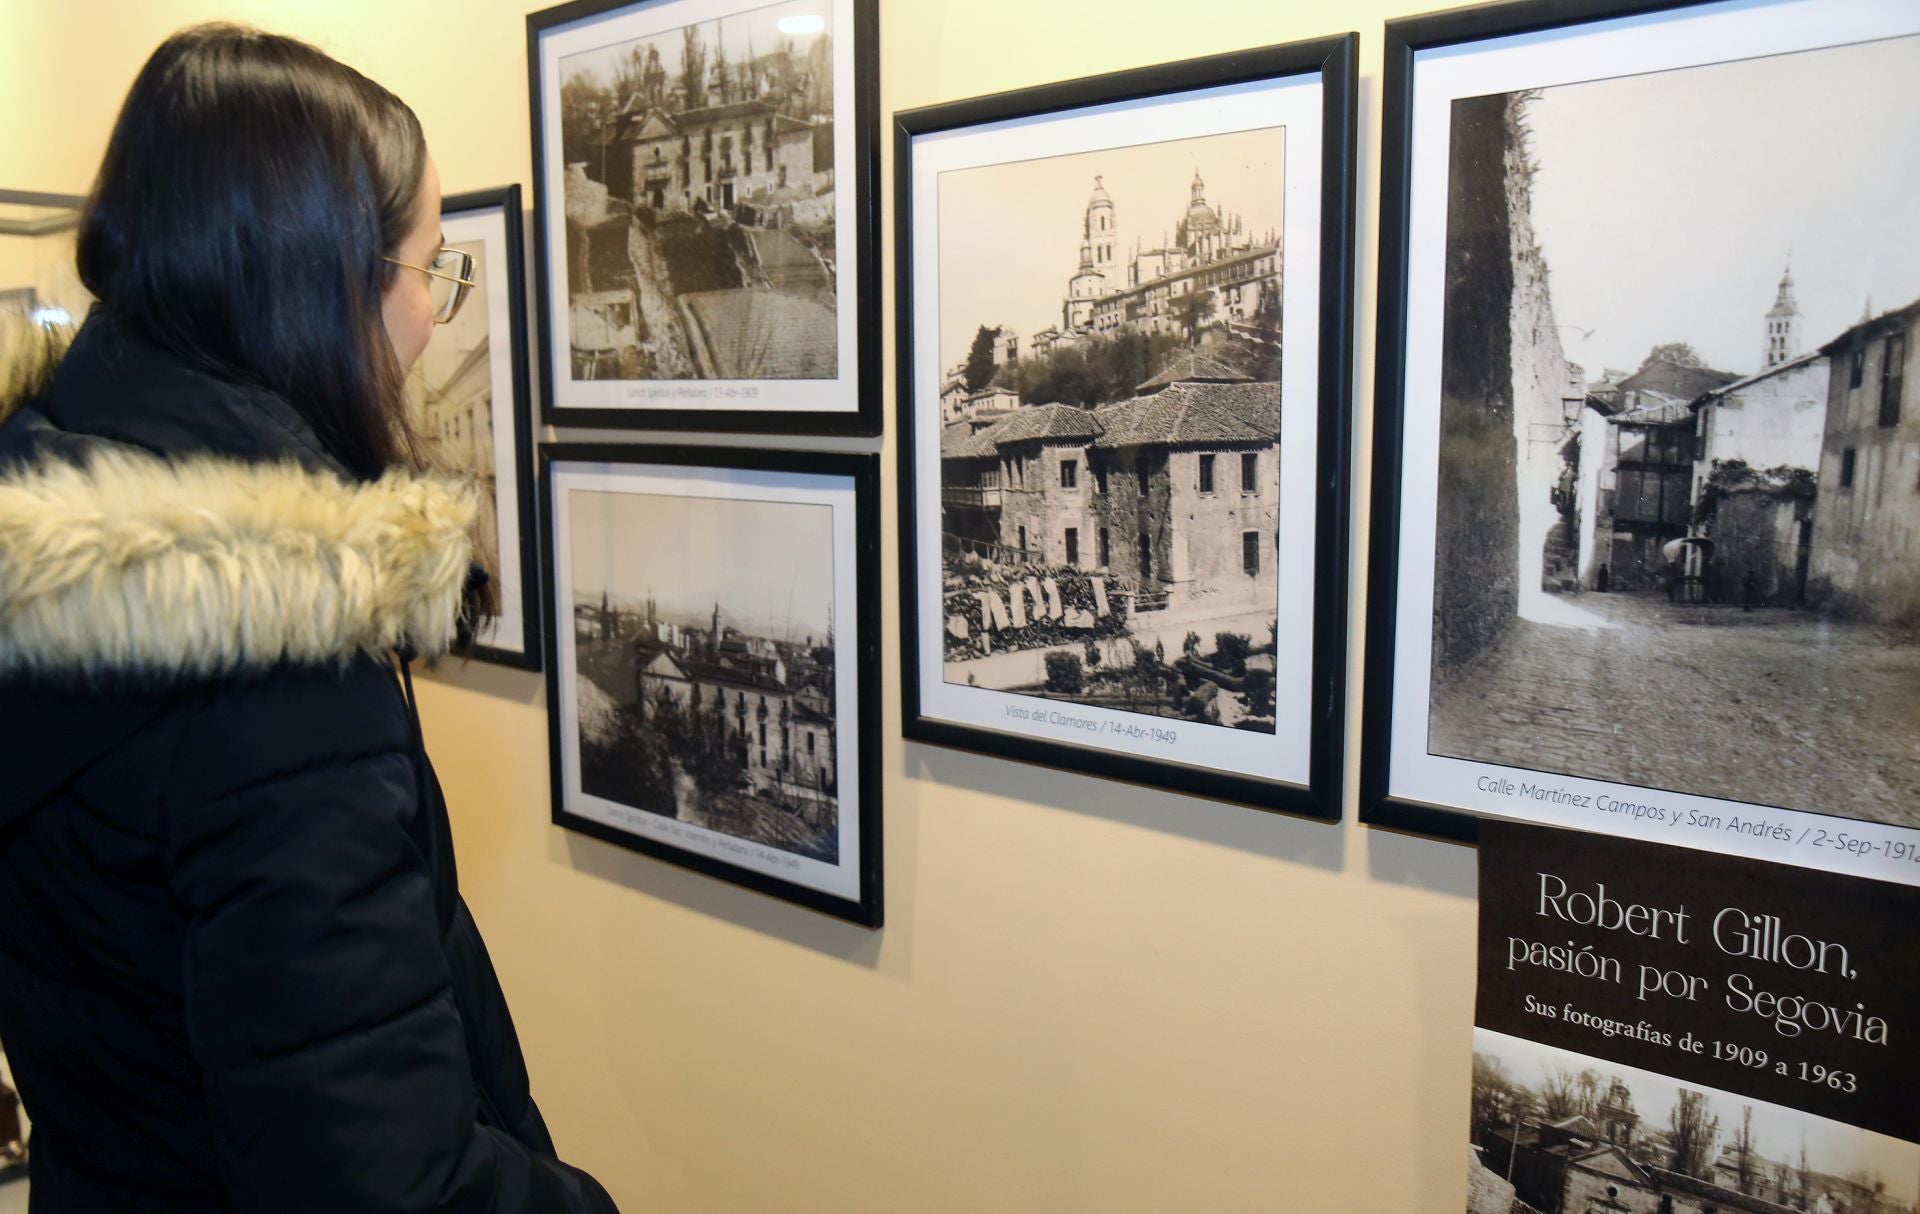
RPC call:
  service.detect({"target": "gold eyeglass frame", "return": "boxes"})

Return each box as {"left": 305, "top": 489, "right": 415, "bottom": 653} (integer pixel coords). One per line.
{"left": 385, "top": 247, "right": 477, "bottom": 324}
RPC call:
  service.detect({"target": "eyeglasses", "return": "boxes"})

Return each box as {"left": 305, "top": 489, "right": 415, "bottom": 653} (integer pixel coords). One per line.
{"left": 385, "top": 246, "right": 477, "bottom": 324}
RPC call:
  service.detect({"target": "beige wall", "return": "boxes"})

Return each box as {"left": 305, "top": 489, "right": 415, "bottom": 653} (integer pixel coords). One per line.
{"left": 0, "top": 2, "right": 1481, "bottom": 1210}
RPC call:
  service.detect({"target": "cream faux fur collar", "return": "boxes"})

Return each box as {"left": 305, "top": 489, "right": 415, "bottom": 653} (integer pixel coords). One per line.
{"left": 0, "top": 449, "right": 477, "bottom": 678}
{"left": 0, "top": 313, "right": 69, "bottom": 430}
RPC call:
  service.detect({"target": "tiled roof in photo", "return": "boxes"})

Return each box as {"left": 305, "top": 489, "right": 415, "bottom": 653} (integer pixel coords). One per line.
{"left": 1691, "top": 349, "right": 1825, "bottom": 403}
{"left": 939, "top": 379, "right": 1280, "bottom": 458}
{"left": 677, "top": 657, "right": 789, "bottom": 695}
{"left": 1611, "top": 390, "right": 1693, "bottom": 426}
{"left": 940, "top": 420, "right": 1000, "bottom": 460}
{"left": 1641, "top": 1168, "right": 1799, "bottom": 1214}
{"left": 794, "top": 702, "right": 834, "bottom": 726}
{"left": 1092, "top": 381, "right": 1279, "bottom": 448}
{"left": 1617, "top": 358, "right": 1740, "bottom": 401}
{"left": 1136, "top": 348, "right": 1254, "bottom": 391}
{"left": 977, "top": 402, "right": 1105, "bottom": 446}
{"left": 1818, "top": 293, "right": 1920, "bottom": 355}
{"left": 612, "top": 100, "right": 811, "bottom": 143}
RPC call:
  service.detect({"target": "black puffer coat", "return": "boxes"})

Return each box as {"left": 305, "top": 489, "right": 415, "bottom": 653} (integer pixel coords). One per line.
{"left": 0, "top": 313, "right": 618, "bottom": 1212}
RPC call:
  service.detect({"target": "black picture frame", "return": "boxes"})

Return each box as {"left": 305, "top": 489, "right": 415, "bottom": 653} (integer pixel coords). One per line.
{"left": 526, "top": 0, "right": 881, "bottom": 435}
{"left": 1361, "top": 0, "right": 1920, "bottom": 861}
{"left": 539, "top": 442, "right": 882, "bottom": 927}
{"left": 894, "top": 35, "right": 1357, "bottom": 820}
{"left": 425, "top": 185, "right": 543, "bottom": 671}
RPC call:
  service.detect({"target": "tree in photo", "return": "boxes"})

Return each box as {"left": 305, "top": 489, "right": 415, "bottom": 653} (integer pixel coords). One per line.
{"left": 1574, "top": 1069, "right": 1601, "bottom": 1121}
{"left": 680, "top": 24, "right": 707, "bottom": 110}
{"left": 964, "top": 325, "right": 1001, "bottom": 392}
{"left": 1213, "top": 631, "right": 1252, "bottom": 677}
{"left": 1539, "top": 1065, "right": 1581, "bottom": 1121}
{"left": 1044, "top": 651, "right": 1085, "bottom": 694}
{"left": 1640, "top": 340, "right": 1705, "bottom": 369}
{"left": 1729, "top": 1106, "right": 1758, "bottom": 1196}
{"left": 1665, "top": 1090, "right": 1720, "bottom": 1179}
{"left": 560, "top": 74, "right": 615, "bottom": 175}
{"left": 1469, "top": 1053, "right": 1531, "bottom": 1138}
{"left": 578, "top": 702, "right": 675, "bottom": 817}
{"left": 1016, "top": 328, "right": 1183, "bottom": 409}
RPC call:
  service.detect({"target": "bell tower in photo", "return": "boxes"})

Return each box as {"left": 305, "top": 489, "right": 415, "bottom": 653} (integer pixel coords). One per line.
{"left": 1085, "top": 175, "right": 1118, "bottom": 274}
{"left": 1762, "top": 258, "right": 1803, "bottom": 370}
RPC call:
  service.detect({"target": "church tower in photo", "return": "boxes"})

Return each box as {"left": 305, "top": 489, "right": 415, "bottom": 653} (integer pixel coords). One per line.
{"left": 1762, "top": 259, "right": 1802, "bottom": 370}
{"left": 1595, "top": 1078, "right": 1639, "bottom": 1147}
{"left": 1085, "top": 175, "right": 1119, "bottom": 275}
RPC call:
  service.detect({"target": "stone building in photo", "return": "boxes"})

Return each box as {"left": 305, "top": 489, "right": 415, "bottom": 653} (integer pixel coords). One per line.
{"left": 604, "top": 98, "right": 818, "bottom": 213}
{"left": 639, "top": 646, "right": 836, "bottom": 799}
{"left": 1086, "top": 357, "right": 1280, "bottom": 608}
{"left": 1807, "top": 297, "right": 1920, "bottom": 623}
{"left": 579, "top": 595, "right": 837, "bottom": 805}
{"left": 1482, "top": 1110, "right": 1808, "bottom": 1214}
{"left": 938, "top": 351, "right": 1279, "bottom": 615}
{"left": 1582, "top": 360, "right": 1739, "bottom": 593}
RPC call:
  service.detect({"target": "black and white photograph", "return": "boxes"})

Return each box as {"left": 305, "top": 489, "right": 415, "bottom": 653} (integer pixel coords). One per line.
{"left": 897, "top": 37, "right": 1355, "bottom": 816}
{"left": 404, "top": 187, "right": 540, "bottom": 669}
{"left": 571, "top": 490, "right": 840, "bottom": 860}
{"left": 0, "top": 191, "right": 88, "bottom": 329}
{"left": 933, "top": 131, "right": 1285, "bottom": 734}
{"left": 528, "top": 0, "right": 879, "bottom": 433}
{"left": 541, "top": 445, "right": 880, "bottom": 925}
{"left": 1364, "top": 0, "right": 1920, "bottom": 872}
{"left": 1466, "top": 1031, "right": 1919, "bottom": 1214}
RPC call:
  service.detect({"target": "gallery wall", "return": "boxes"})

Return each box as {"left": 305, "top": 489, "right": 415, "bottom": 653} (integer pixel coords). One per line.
{"left": 0, "top": 1, "right": 1481, "bottom": 1209}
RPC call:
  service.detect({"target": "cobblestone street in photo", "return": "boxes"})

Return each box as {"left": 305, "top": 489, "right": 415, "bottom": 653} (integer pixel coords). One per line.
{"left": 1428, "top": 594, "right": 1920, "bottom": 824}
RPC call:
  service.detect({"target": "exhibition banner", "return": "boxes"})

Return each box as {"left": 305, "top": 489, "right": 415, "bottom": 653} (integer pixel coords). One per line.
{"left": 1467, "top": 821, "right": 1919, "bottom": 1214}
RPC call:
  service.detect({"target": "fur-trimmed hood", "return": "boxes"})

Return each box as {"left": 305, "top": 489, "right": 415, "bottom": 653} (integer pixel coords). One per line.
{"left": 0, "top": 450, "right": 477, "bottom": 678}
{"left": 0, "top": 309, "right": 69, "bottom": 429}
{"left": 0, "top": 311, "right": 477, "bottom": 680}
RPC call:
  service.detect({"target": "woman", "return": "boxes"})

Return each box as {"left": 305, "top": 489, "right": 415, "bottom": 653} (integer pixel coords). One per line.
{"left": 0, "top": 26, "right": 617, "bottom": 1212}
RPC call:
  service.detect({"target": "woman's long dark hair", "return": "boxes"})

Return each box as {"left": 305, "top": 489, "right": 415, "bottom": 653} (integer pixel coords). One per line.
{"left": 77, "top": 24, "right": 426, "bottom": 478}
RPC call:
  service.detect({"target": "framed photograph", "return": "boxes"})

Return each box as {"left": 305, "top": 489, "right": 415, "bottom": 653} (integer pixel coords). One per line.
{"left": 540, "top": 443, "right": 881, "bottom": 926}
{"left": 526, "top": 0, "right": 880, "bottom": 434}
{"left": 1362, "top": 0, "right": 1920, "bottom": 879}
{"left": 894, "top": 36, "right": 1357, "bottom": 817}
{"left": 0, "top": 189, "right": 88, "bottom": 327}
{"left": 405, "top": 185, "right": 542, "bottom": 669}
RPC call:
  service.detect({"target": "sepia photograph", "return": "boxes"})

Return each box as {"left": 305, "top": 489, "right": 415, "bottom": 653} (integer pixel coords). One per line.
{"left": 542, "top": 445, "right": 881, "bottom": 925}
{"left": 1421, "top": 32, "right": 1920, "bottom": 825}
{"left": 403, "top": 188, "right": 538, "bottom": 668}
{"left": 932, "top": 129, "right": 1287, "bottom": 734}
{"left": 569, "top": 488, "right": 840, "bottom": 861}
{"left": 552, "top": 0, "right": 837, "bottom": 383}
{"left": 898, "top": 38, "right": 1356, "bottom": 815}
{"left": 0, "top": 192, "right": 88, "bottom": 329}
{"left": 1467, "top": 1031, "right": 1919, "bottom": 1214}
{"left": 406, "top": 234, "right": 502, "bottom": 574}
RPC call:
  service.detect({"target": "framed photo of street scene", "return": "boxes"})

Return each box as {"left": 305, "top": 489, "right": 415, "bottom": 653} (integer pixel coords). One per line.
{"left": 540, "top": 443, "right": 881, "bottom": 926}
{"left": 405, "top": 185, "right": 541, "bottom": 670}
{"left": 895, "top": 36, "right": 1357, "bottom": 817}
{"left": 1361, "top": 0, "right": 1920, "bottom": 879}
{"left": 527, "top": 0, "right": 880, "bottom": 434}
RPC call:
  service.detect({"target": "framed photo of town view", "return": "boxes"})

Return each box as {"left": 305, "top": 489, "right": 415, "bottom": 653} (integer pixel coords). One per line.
{"left": 1362, "top": 0, "right": 1920, "bottom": 879}
{"left": 540, "top": 443, "right": 881, "bottom": 926}
{"left": 527, "top": 0, "right": 879, "bottom": 434}
{"left": 404, "top": 186, "right": 541, "bottom": 669}
{"left": 895, "top": 37, "right": 1357, "bottom": 816}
